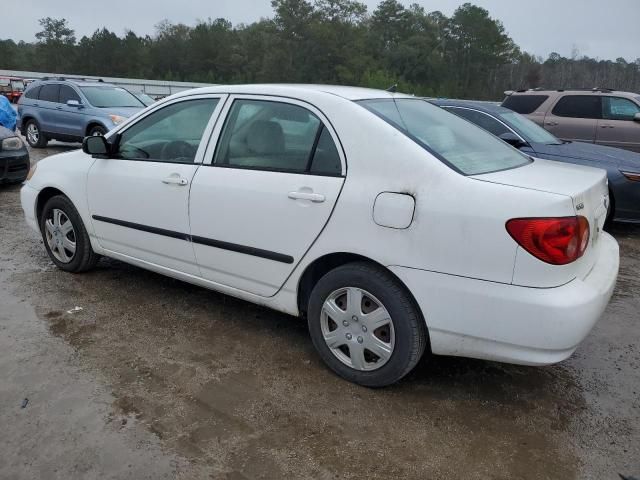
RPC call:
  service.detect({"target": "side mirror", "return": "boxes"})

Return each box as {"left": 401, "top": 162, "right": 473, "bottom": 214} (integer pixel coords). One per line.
{"left": 67, "top": 99, "right": 82, "bottom": 108}
{"left": 634, "top": 113, "right": 640, "bottom": 123}
{"left": 499, "top": 132, "right": 527, "bottom": 149}
{"left": 82, "top": 135, "right": 110, "bottom": 157}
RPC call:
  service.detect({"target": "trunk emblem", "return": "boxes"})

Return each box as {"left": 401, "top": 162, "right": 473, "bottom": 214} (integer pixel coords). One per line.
{"left": 576, "top": 202, "right": 585, "bottom": 211}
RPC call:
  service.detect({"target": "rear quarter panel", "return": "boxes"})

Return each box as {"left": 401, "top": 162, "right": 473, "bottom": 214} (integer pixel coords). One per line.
{"left": 279, "top": 99, "right": 576, "bottom": 304}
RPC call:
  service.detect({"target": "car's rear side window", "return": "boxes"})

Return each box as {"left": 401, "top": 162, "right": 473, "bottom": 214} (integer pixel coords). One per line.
{"left": 551, "top": 96, "right": 602, "bottom": 119}
{"left": 445, "top": 107, "right": 511, "bottom": 137}
{"left": 24, "top": 85, "right": 41, "bottom": 100}
{"left": 359, "top": 99, "right": 531, "bottom": 176}
{"left": 214, "top": 99, "right": 342, "bottom": 176}
{"left": 502, "top": 95, "right": 549, "bottom": 114}
{"left": 39, "top": 84, "right": 60, "bottom": 103}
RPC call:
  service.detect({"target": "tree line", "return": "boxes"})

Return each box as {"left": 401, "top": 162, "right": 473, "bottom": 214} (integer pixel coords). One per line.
{"left": 1, "top": 0, "right": 639, "bottom": 100}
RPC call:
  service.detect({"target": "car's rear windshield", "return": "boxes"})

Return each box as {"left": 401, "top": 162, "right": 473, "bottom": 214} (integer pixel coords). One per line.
{"left": 80, "top": 86, "right": 144, "bottom": 108}
{"left": 497, "top": 111, "right": 562, "bottom": 145}
{"left": 358, "top": 98, "right": 531, "bottom": 175}
{"left": 501, "top": 95, "right": 548, "bottom": 114}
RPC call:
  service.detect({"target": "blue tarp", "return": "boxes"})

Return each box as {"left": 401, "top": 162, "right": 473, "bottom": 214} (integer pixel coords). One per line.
{"left": 0, "top": 96, "right": 17, "bottom": 131}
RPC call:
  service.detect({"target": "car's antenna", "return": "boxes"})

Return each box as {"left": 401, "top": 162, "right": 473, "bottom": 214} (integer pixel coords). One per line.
{"left": 386, "top": 84, "right": 398, "bottom": 93}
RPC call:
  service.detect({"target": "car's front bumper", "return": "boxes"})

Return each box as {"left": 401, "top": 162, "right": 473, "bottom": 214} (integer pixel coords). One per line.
{"left": 20, "top": 183, "right": 40, "bottom": 233}
{"left": 390, "top": 232, "right": 620, "bottom": 366}
{"left": 0, "top": 148, "right": 30, "bottom": 184}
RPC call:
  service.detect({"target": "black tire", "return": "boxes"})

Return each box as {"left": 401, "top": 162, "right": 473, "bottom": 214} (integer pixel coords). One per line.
{"left": 307, "top": 262, "right": 428, "bottom": 387}
{"left": 88, "top": 125, "right": 107, "bottom": 137}
{"left": 25, "top": 120, "right": 48, "bottom": 148}
{"left": 39, "top": 195, "right": 99, "bottom": 273}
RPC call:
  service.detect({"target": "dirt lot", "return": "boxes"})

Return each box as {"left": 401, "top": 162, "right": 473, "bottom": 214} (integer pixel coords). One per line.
{"left": 1, "top": 142, "right": 639, "bottom": 480}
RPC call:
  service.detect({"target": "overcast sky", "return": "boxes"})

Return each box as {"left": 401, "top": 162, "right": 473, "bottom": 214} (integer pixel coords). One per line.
{"left": 8, "top": 0, "right": 640, "bottom": 61}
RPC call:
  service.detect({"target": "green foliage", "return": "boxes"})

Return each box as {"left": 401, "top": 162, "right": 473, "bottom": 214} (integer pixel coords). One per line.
{"left": 0, "top": 2, "right": 638, "bottom": 99}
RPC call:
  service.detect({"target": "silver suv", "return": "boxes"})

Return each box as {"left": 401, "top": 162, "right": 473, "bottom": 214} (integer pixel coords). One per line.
{"left": 17, "top": 78, "right": 145, "bottom": 148}
{"left": 502, "top": 88, "right": 640, "bottom": 152}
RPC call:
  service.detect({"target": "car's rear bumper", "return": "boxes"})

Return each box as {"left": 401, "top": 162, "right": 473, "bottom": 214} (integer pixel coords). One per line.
{"left": 390, "top": 232, "right": 619, "bottom": 365}
{"left": 0, "top": 149, "right": 30, "bottom": 184}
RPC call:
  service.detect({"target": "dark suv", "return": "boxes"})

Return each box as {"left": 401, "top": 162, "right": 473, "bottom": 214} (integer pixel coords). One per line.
{"left": 17, "top": 78, "right": 145, "bottom": 148}
{"left": 502, "top": 88, "right": 640, "bottom": 152}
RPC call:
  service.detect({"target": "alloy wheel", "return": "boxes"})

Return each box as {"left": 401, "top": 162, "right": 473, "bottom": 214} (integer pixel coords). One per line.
{"left": 27, "top": 123, "right": 39, "bottom": 145}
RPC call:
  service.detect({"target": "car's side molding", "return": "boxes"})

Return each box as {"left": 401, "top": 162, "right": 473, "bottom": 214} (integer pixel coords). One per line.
{"left": 91, "top": 215, "right": 294, "bottom": 264}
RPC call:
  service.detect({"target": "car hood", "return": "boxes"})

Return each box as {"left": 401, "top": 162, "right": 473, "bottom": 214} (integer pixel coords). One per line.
{"left": 102, "top": 106, "right": 144, "bottom": 118}
{"left": 530, "top": 141, "right": 640, "bottom": 170}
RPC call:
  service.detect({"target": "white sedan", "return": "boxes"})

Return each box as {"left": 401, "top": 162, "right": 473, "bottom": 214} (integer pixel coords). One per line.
{"left": 21, "top": 85, "right": 619, "bottom": 386}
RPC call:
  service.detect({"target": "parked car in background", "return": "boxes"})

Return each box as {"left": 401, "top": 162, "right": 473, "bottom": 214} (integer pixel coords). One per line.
{"left": 0, "top": 76, "right": 25, "bottom": 103}
{"left": 17, "top": 77, "right": 146, "bottom": 148}
{"left": 21, "top": 85, "right": 618, "bottom": 386}
{"left": 432, "top": 99, "right": 640, "bottom": 224}
{"left": 131, "top": 91, "right": 156, "bottom": 107}
{"left": 502, "top": 88, "right": 640, "bottom": 153}
{"left": 0, "top": 126, "right": 29, "bottom": 184}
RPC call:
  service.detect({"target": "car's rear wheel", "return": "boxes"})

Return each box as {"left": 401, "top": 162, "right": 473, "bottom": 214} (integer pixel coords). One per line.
{"left": 39, "top": 195, "right": 99, "bottom": 273}
{"left": 307, "top": 262, "right": 427, "bottom": 387}
{"left": 25, "top": 120, "right": 48, "bottom": 148}
{"left": 88, "top": 125, "right": 107, "bottom": 137}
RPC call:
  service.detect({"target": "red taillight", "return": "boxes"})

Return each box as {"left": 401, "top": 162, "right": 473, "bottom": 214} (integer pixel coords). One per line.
{"left": 506, "top": 216, "right": 590, "bottom": 265}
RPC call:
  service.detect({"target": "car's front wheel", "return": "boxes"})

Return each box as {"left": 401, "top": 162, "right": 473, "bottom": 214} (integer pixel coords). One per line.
{"left": 88, "top": 125, "right": 107, "bottom": 137}
{"left": 307, "top": 262, "right": 428, "bottom": 387}
{"left": 39, "top": 195, "right": 99, "bottom": 273}
{"left": 25, "top": 120, "right": 48, "bottom": 148}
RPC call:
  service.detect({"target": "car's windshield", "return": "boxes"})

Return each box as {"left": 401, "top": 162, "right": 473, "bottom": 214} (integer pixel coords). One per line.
{"left": 80, "top": 86, "right": 144, "bottom": 108}
{"left": 358, "top": 98, "right": 531, "bottom": 175}
{"left": 10, "top": 80, "right": 24, "bottom": 91}
{"left": 498, "top": 111, "right": 563, "bottom": 145}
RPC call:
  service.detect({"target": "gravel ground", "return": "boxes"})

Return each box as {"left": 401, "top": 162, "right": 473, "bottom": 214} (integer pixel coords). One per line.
{"left": 0, "top": 141, "right": 638, "bottom": 479}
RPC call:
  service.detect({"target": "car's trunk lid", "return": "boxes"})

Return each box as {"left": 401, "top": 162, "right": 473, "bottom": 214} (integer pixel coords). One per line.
{"left": 472, "top": 158, "right": 609, "bottom": 282}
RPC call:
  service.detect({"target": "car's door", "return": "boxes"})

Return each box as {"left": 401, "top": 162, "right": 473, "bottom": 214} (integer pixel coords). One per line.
{"left": 543, "top": 95, "right": 601, "bottom": 143}
{"left": 36, "top": 83, "right": 61, "bottom": 133}
{"left": 597, "top": 96, "right": 640, "bottom": 152}
{"left": 87, "top": 94, "right": 226, "bottom": 275}
{"left": 189, "top": 96, "right": 346, "bottom": 296}
{"left": 57, "top": 85, "right": 85, "bottom": 138}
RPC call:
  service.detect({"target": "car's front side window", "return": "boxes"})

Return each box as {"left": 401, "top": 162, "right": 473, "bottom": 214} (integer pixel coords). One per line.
{"left": 214, "top": 99, "right": 342, "bottom": 176}
{"left": 59, "top": 85, "right": 81, "bottom": 104}
{"left": 603, "top": 97, "right": 640, "bottom": 121}
{"left": 116, "top": 98, "right": 219, "bottom": 164}
{"left": 360, "top": 99, "right": 530, "bottom": 175}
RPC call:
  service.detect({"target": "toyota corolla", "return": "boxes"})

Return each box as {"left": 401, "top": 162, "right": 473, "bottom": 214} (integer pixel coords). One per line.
{"left": 20, "top": 85, "right": 619, "bottom": 386}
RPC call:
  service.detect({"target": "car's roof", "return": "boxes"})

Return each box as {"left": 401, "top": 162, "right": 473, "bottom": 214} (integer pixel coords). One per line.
{"left": 506, "top": 89, "right": 639, "bottom": 98}
{"left": 35, "top": 79, "right": 115, "bottom": 88}
{"left": 430, "top": 98, "right": 510, "bottom": 114}
{"left": 178, "top": 84, "right": 415, "bottom": 101}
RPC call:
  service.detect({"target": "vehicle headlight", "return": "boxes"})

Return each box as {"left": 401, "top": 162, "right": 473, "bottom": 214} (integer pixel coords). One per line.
{"left": 108, "top": 114, "right": 127, "bottom": 126}
{"left": 26, "top": 163, "right": 37, "bottom": 181}
{"left": 1, "top": 136, "right": 23, "bottom": 151}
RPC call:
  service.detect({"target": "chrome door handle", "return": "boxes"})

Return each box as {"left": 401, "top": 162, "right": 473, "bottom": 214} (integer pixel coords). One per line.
{"left": 545, "top": 121, "right": 558, "bottom": 126}
{"left": 288, "top": 191, "right": 325, "bottom": 203}
{"left": 162, "top": 176, "right": 188, "bottom": 186}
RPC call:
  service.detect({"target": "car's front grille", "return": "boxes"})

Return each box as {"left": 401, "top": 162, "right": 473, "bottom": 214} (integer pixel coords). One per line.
{"left": 8, "top": 163, "right": 28, "bottom": 173}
